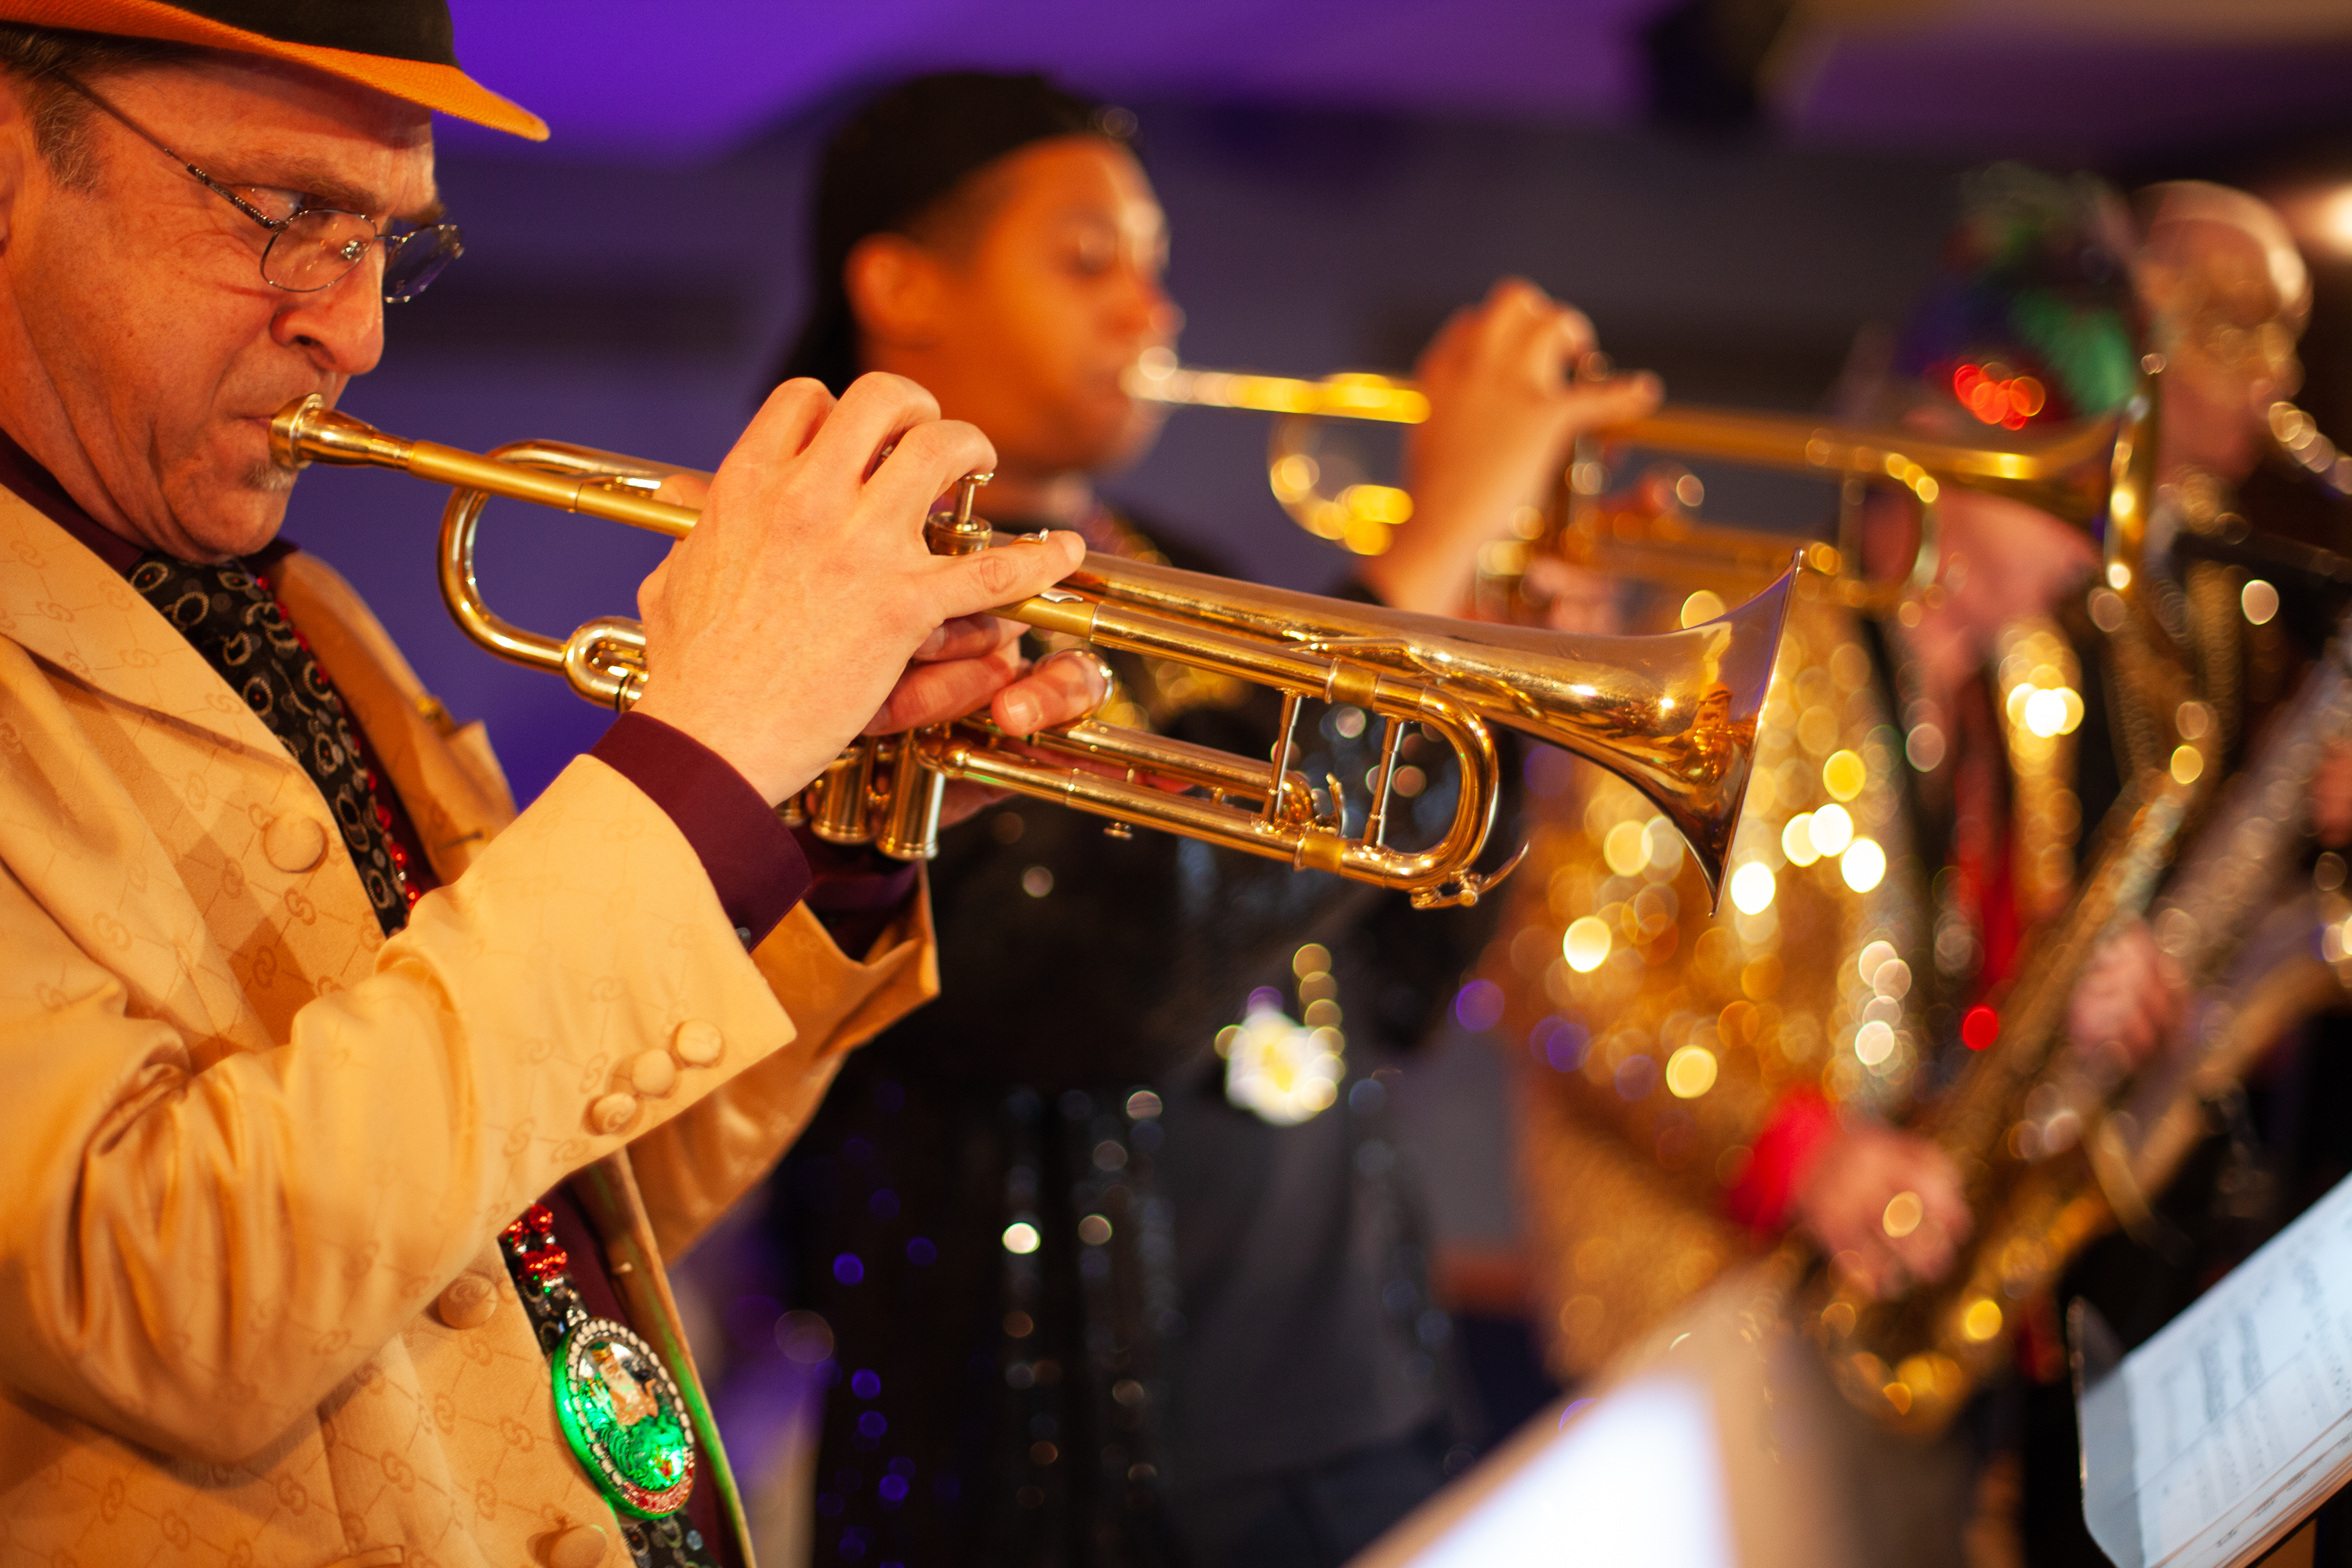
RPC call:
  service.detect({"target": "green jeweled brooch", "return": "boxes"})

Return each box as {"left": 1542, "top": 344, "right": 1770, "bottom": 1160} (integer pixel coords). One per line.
{"left": 500, "top": 1203, "right": 697, "bottom": 1519}
{"left": 552, "top": 1319, "right": 696, "bottom": 1517}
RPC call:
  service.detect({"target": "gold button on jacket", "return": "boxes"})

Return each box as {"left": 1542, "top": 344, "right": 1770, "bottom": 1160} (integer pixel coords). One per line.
{"left": 261, "top": 811, "right": 330, "bottom": 873}
{"left": 0, "top": 495, "right": 940, "bottom": 1566}
{"left": 434, "top": 1272, "right": 500, "bottom": 1330}
{"left": 547, "top": 1523, "right": 611, "bottom": 1568}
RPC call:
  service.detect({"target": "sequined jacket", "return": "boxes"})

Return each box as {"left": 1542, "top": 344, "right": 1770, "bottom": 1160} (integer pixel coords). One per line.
{"left": 0, "top": 493, "right": 935, "bottom": 1568}
{"left": 1497, "top": 581, "right": 2118, "bottom": 1380}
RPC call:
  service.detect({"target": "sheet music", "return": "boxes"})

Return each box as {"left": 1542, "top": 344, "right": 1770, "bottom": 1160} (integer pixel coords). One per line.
{"left": 2096, "top": 1168, "right": 2352, "bottom": 1568}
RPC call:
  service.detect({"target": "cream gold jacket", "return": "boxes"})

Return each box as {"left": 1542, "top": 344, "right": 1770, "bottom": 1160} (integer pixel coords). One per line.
{"left": 0, "top": 492, "right": 935, "bottom": 1566}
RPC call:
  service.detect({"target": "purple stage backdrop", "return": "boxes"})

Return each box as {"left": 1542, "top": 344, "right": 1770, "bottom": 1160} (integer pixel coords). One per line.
{"left": 283, "top": 9, "right": 2352, "bottom": 804}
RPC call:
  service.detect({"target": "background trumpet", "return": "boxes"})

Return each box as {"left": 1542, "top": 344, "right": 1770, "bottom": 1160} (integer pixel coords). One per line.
{"left": 1127, "top": 348, "right": 2140, "bottom": 617}
{"left": 270, "top": 394, "right": 1793, "bottom": 910}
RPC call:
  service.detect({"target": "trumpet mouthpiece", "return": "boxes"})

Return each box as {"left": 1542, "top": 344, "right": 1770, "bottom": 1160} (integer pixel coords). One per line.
{"left": 269, "top": 395, "right": 413, "bottom": 473}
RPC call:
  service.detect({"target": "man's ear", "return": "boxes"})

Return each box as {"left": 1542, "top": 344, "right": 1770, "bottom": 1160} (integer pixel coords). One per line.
{"left": 0, "top": 79, "right": 31, "bottom": 247}
{"left": 844, "top": 233, "right": 949, "bottom": 351}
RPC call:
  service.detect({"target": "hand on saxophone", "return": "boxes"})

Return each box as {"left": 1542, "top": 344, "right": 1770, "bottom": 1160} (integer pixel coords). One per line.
{"left": 2063, "top": 919, "right": 2187, "bottom": 1078}
{"left": 1362, "top": 276, "right": 1661, "bottom": 616}
{"left": 626, "top": 372, "right": 1086, "bottom": 805}
{"left": 1794, "top": 1124, "right": 1972, "bottom": 1300}
{"left": 2312, "top": 739, "right": 2352, "bottom": 848}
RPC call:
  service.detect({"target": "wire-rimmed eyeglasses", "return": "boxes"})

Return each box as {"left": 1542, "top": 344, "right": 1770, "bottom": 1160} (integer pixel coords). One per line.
{"left": 56, "top": 74, "right": 463, "bottom": 303}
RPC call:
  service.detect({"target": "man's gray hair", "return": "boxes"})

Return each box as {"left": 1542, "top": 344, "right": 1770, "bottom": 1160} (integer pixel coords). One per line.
{"left": 0, "top": 24, "right": 200, "bottom": 190}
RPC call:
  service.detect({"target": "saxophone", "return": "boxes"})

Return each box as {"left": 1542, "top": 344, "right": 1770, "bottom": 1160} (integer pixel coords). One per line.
{"left": 2111, "top": 609, "right": 2352, "bottom": 1215}
{"left": 1810, "top": 574, "right": 2352, "bottom": 1435}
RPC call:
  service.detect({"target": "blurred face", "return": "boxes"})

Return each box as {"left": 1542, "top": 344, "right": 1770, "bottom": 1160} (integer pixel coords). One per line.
{"left": 1858, "top": 391, "right": 2101, "bottom": 674}
{"left": 0, "top": 53, "right": 436, "bottom": 560}
{"left": 1863, "top": 485, "right": 2098, "bottom": 676}
{"left": 855, "top": 136, "right": 1179, "bottom": 481}
{"left": 1931, "top": 490, "right": 2101, "bottom": 633}
{"left": 2140, "top": 218, "right": 2304, "bottom": 481}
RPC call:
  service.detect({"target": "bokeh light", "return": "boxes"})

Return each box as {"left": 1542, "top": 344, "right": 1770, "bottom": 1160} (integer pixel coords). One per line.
{"left": 1729, "top": 862, "right": 1776, "bottom": 915}
{"left": 1665, "top": 1044, "right": 1718, "bottom": 1098}
{"left": 1839, "top": 837, "right": 1886, "bottom": 892}
{"left": 1563, "top": 915, "right": 1613, "bottom": 972}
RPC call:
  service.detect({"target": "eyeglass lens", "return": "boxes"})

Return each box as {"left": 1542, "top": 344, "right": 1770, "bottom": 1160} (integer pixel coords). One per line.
{"left": 383, "top": 227, "right": 464, "bottom": 304}
{"left": 261, "top": 212, "right": 464, "bottom": 303}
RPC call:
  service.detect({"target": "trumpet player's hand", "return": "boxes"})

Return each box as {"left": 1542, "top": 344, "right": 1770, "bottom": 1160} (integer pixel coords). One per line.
{"left": 1795, "top": 1125, "right": 1970, "bottom": 1300}
{"left": 2314, "top": 740, "right": 2352, "bottom": 848}
{"left": 629, "top": 372, "right": 1083, "bottom": 805}
{"left": 652, "top": 476, "right": 1107, "bottom": 757}
{"left": 868, "top": 641, "right": 1111, "bottom": 827}
{"left": 2065, "top": 920, "right": 2186, "bottom": 1077}
{"left": 1518, "top": 557, "right": 1625, "bottom": 634}
{"left": 1364, "top": 277, "right": 1661, "bottom": 617}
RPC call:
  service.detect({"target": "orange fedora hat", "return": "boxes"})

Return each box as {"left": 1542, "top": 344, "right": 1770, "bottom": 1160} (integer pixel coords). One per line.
{"left": 0, "top": 0, "right": 546, "bottom": 140}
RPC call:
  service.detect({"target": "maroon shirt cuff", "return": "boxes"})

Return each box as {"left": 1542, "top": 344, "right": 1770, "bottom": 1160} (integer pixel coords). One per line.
{"left": 590, "top": 713, "right": 809, "bottom": 949}
{"left": 793, "top": 826, "right": 921, "bottom": 956}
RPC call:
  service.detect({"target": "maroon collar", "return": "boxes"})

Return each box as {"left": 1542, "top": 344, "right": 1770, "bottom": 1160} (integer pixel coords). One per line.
{"left": 0, "top": 425, "right": 301, "bottom": 577}
{"left": 0, "top": 426, "right": 143, "bottom": 572}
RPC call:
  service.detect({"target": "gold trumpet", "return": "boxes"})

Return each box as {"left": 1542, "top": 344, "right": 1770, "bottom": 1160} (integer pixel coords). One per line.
{"left": 1124, "top": 350, "right": 2138, "bottom": 612}
{"left": 268, "top": 395, "right": 1794, "bottom": 909}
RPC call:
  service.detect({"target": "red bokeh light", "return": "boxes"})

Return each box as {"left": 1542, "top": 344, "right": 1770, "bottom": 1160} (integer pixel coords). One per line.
{"left": 1962, "top": 1004, "right": 2000, "bottom": 1051}
{"left": 1951, "top": 364, "right": 2047, "bottom": 430}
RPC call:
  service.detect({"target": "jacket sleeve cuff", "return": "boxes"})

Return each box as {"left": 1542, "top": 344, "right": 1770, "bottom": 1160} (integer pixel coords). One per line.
{"left": 589, "top": 713, "right": 810, "bottom": 948}
{"left": 1722, "top": 1089, "right": 1839, "bottom": 1233}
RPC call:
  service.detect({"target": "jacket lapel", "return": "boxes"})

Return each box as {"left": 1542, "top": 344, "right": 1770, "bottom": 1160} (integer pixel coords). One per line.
{"left": 0, "top": 490, "right": 296, "bottom": 764}
{"left": 267, "top": 552, "right": 516, "bottom": 880}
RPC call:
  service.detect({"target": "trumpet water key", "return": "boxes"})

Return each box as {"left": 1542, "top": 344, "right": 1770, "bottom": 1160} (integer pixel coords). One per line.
{"left": 269, "top": 394, "right": 1795, "bottom": 909}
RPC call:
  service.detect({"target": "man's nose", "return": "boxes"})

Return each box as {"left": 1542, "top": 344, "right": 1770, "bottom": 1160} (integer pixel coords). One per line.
{"left": 270, "top": 256, "right": 387, "bottom": 376}
{"left": 1150, "top": 291, "right": 1186, "bottom": 345}
{"left": 1125, "top": 272, "right": 1184, "bottom": 346}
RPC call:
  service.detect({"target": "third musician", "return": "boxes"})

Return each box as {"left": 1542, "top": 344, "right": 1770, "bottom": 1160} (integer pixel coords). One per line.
{"left": 1492, "top": 166, "right": 2194, "bottom": 1566}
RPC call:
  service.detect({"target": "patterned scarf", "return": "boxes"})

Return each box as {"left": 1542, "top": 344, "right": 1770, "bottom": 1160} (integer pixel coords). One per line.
{"left": 128, "top": 554, "right": 412, "bottom": 936}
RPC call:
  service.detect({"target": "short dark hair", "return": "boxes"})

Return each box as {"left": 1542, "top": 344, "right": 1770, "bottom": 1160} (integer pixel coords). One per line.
{"left": 774, "top": 71, "right": 1131, "bottom": 395}
{"left": 0, "top": 24, "right": 201, "bottom": 189}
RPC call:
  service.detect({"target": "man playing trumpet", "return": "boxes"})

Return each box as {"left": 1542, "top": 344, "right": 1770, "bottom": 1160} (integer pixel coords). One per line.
{"left": 750, "top": 70, "right": 1659, "bottom": 1566}
{"left": 0, "top": 5, "right": 1103, "bottom": 1564}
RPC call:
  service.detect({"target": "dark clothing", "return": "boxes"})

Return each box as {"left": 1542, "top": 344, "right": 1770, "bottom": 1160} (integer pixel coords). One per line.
{"left": 2016, "top": 477, "right": 2352, "bottom": 1568}
{"left": 772, "top": 521, "right": 1506, "bottom": 1564}
{"left": 1162, "top": 1422, "right": 1454, "bottom": 1568}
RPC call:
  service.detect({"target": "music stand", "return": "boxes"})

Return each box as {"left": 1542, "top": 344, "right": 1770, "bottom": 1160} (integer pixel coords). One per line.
{"left": 2071, "top": 1167, "right": 2352, "bottom": 1568}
